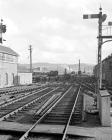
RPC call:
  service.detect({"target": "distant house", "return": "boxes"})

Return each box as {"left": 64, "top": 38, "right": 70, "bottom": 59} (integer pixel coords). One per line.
{"left": 33, "top": 67, "right": 49, "bottom": 73}
{"left": 0, "top": 45, "right": 19, "bottom": 88}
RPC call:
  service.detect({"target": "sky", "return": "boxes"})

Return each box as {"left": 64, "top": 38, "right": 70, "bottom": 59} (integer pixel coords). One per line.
{"left": 1, "top": 0, "right": 112, "bottom": 64}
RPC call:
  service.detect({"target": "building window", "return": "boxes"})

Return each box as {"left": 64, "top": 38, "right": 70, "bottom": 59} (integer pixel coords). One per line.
{"left": 12, "top": 73, "right": 14, "bottom": 85}
{"left": 0, "top": 75, "right": 1, "bottom": 85}
{"left": 109, "top": 62, "right": 112, "bottom": 70}
{"left": 0, "top": 52, "right": 17, "bottom": 63}
{"left": 0, "top": 53, "right": 2, "bottom": 60}
{"left": 5, "top": 73, "right": 8, "bottom": 85}
{"left": 2, "top": 53, "right": 5, "bottom": 60}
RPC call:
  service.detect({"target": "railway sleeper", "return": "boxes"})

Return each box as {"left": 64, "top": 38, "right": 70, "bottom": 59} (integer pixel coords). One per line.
{"left": 45, "top": 115, "right": 69, "bottom": 120}
{"left": 51, "top": 107, "right": 74, "bottom": 111}
{"left": 48, "top": 112, "right": 71, "bottom": 116}
{"left": 46, "top": 113, "right": 70, "bottom": 116}
{"left": 45, "top": 115, "right": 70, "bottom": 119}
{"left": 42, "top": 119, "right": 68, "bottom": 124}
{"left": 33, "top": 115, "right": 41, "bottom": 121}
{"left": 22, "top": 108, "right": 33, "bottom": 111}
{"left": 74, "top": 110, "right": 82, "bottom": 113}
{"left": 73, "top": 112, "right": 82, "bottom": 116}
{"left": 71, "top": 115, "right": 82, "bottom": 120}
{"left": 70, "top": 120, "right": 82, "bottom": 125}
{"left": 0, "top": 107, "right": 18, "bottom": 110}
{"left": 6, "top": 115, "right": 17, "bottom": 120}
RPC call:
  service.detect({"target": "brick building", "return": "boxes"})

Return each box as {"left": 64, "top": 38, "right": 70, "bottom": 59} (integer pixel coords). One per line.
{"left": 94, "top": 54, "right": 112, "bottom": 86}
{"left": 0, "top": 45, "right": 18, "bottom": 88}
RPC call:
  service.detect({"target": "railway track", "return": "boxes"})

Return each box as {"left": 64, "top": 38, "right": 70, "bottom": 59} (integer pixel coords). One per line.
{"left": 0, "top": 84, "right": 70, "bottom": 122}
{"left": 0, "top": 87, "right": 55, "bottom": 121}
{"left": 18, "top": 84, "right": 83, "bottom": 140}
{"left": 1, "top": 86, "right": 52, "bottom": 101}
{"left": 4, "top": 86, "right": 67, "bottom": 124}
{"left": 0, "top": 84, "right": 49, "bottom": 108}
{"left": 40, "top": 86, "right": 80, "bottom": 124}
{"left": 0, "top": 85, "right": 46, "bottom": 107}
{"left": 0, "top": 84, "right": 44, "bottom": 95}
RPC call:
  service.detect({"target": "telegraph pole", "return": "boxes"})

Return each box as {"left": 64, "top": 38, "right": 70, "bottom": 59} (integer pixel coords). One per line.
{"left": 78, "top": 59, "right": 81, "bottom": 75}
{"left": 29, "top": 45, "right": 32, "bottom": 73}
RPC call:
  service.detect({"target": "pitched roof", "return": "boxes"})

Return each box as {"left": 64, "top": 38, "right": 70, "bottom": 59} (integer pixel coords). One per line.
{"left": 0, "top": 45, "right": 19, "bottom": 56}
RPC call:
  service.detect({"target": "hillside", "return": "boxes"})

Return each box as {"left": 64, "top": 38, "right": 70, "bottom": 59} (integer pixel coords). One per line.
{"left": 18, "top": 62, "right": 94, "bottom": 75}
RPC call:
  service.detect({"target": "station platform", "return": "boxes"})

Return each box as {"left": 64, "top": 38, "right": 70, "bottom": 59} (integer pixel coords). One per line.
{"left": 0, "top": 121, "right": 112, "bottom": 139}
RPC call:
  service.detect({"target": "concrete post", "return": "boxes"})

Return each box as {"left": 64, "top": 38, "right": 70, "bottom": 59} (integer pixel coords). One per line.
{"left": 97, "top": 92, "right": 100, "bottom": 109}
{"left": 82, "top": 93, "right": 95, "bottom": 121}
{"left": 99, "top": 90, "right": 111, "bottom": 126}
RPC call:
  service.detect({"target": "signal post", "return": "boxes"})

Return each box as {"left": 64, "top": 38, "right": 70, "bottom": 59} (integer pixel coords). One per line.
{"left": 83, "top": 8, "right": 112, "bottom": 126}
{"left": 0, "top": 19, "right": 6, "bottom": 44}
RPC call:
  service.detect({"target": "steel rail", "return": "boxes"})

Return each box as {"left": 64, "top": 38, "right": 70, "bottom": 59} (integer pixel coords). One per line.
{"left": 19, "top": 86, "right": 72, "bottom": 140}
{"left": 62, "top": 86, "right": 81, "bottom": 140}
{"left": 37, "top": 92, "right": 62, "bottom": 116}
{"left": 0, "top": 86, "right": 35, "bottom": 95}
{"left": 0, "top": 84, "right": 46, "bottom": 96}
{"left": 0, "top": 87, "right": 59, "bottom": 121}
{"left": 0, "top": 87, "right": 49, "bottom": 108}
{"left": 35, "top": 94, "right": 59, "bottom": 115}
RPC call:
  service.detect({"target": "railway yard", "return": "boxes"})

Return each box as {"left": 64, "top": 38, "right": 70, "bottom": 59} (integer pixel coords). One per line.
{"left": 0, "top": 75, "right": 110, "bottom": 140}
{"left": 0, "top": 77, "right": 109, "bottom": 140}
{"left": 1, "top": 2, "right": 112, "bottom": 140}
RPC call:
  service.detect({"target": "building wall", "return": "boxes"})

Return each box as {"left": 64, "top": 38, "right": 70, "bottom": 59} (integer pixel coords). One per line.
{"left": 94, "top": 55, "right": 112, "bottom": 86}
{"left": 102, "top": 56, "right": 112, "bottom": 86}
{"left": 0, "top": 60, "right": 17, "bottom": 88}
{"left": 18, "top": 72, "right": 32, "bottom": 85}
